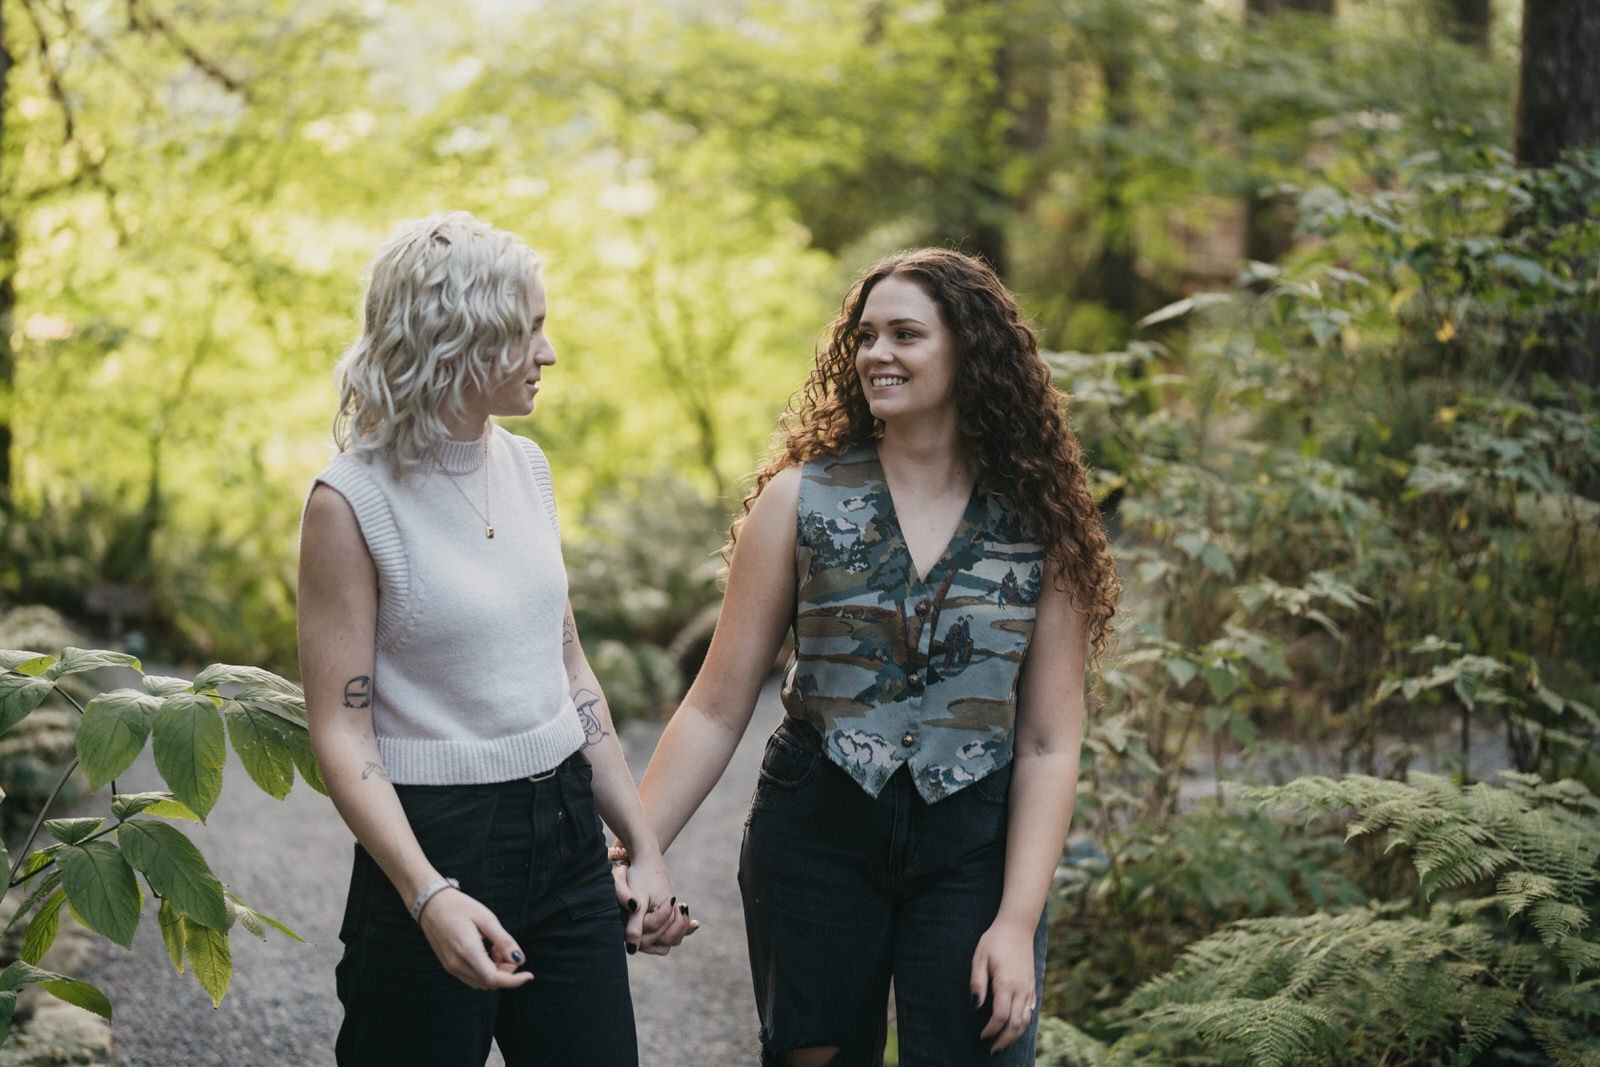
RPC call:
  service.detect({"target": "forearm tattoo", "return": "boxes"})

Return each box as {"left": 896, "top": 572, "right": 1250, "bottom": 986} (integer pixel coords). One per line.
{"left": 574, "top": 688, "right": 608, "bottom": 749}
{"left": 361, "top": 761, "right": 389, "bottom": 781}
{"left": 563, "top": 609, "right": 576, "bottom": 647}
{"left": 343, "top": 675, "right": 372, "bottom": 709}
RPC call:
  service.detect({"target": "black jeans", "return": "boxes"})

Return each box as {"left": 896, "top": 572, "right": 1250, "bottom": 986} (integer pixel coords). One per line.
{"left": 738, "top": 719, "right": 1046, "bottom": 1067}
{"left": 334, "top": 754, "right": 636, "bottom": 1066}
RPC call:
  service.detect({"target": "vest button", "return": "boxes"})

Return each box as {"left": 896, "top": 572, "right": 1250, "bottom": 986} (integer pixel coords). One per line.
{"left": 915, "top": 599, "right": 931, "bottom": 616}
{"left": 907, "top": 672, "right": 921, "bottom": 688}
{"left": 901, "top": 731, "right": 916, "bottom": 747}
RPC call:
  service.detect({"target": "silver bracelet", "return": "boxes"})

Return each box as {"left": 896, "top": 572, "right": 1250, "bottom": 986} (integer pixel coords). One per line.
{"left": 409, "top": 877, "right": 460, "bottom": 922}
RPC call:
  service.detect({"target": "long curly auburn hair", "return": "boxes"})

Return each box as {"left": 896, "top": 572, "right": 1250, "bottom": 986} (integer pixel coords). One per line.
{"left": 737, "top": 248, "right": 1120, "bottom": 660}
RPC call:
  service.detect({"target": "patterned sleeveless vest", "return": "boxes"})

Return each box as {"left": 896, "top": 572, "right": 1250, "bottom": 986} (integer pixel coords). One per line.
{"left": 780, "top": 445, "right": 1046, "bottom": 802}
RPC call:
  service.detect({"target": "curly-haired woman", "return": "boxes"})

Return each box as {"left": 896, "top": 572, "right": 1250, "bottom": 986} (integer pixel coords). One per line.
{"left": 297, "top": 212, "right": 692, "bottom": 1066}
{"left": 627, "top": 248, "right": 1119, "bottom": 1065}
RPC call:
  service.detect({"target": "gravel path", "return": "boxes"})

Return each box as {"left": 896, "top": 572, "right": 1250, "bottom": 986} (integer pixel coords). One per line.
{"left": 76, "top": 685, "right": 783, "bottom": 1066}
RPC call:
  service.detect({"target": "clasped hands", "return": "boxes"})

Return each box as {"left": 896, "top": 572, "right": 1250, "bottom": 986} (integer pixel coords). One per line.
{"left": 611, "top": 851, "right": 700, "bottom": 955}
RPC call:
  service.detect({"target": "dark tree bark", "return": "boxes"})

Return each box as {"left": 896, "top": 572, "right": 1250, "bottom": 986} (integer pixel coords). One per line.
{"left": 1443, "top": 0, "right": 1492, "bottom": 51}
{"left": 1514, "top": 0, "right": 1600, "bottom": 167}
{"left": 1, "top": 9, "right": 14, "bottom": 510}
{"left": 936, "top": 0, "right": 1029, "bottom": 279}
{"left": 1242, "top": 0, "right": 1334, "bottom": 265}
{"left": 1078, "top": 36, "right": 1143, "bottom": 315}
{"left": 1246, "top": 0, "right": 1334, "bottom": 15}
{"left": 1514, "top": 0, "right": 1600, "bottom": 388}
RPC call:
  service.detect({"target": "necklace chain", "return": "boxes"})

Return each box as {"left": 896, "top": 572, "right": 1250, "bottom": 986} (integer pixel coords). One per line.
{"left": 442, "top": 436, "right": 494, "bottom": 539}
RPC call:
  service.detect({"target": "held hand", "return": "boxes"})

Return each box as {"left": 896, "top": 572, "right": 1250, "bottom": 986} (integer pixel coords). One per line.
{"left": 417, "top": 888, "right": 534, "bottom": 991}
{"left": 970, "top": 916, "right": 1038, "bottom": 1054}
{"left": 614, "top": 855, "right": 699, "bottom": 956}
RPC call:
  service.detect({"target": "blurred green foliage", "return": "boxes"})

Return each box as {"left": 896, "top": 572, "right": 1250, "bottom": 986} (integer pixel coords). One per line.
{"left": 2, "top": 0, "right": 1598, "bottom": 1061}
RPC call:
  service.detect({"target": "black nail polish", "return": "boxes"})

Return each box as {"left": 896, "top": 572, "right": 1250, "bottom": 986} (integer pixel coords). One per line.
{"left": 626, "top": 942, "right": 638, "bottom": 955}
{"left": 628, "top": 898, "right": 639, "bottom": 913}
{"left": 972, "top": 994, "right": 981, "bottom": 1008}
{"left": 679, "top": 904, "right": 689, "bottom": 916}
{"left": 511, "top": 950, "right": 524, "bottom": 964}
{"left": 670, "top": 896, "right": 677, "bottom": 907}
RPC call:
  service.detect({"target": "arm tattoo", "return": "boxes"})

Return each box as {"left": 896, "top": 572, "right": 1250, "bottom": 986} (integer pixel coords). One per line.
{"left": 563, "top": 609, "right": 576, "bottom": 647}
{"left": 361, "top": 761, "right": 389, "bottom": 781}
{"left": 574, "top": 688, "right": 608, "bottom": 749}
{"left": 343, "top": 675, "right": 372, "bottom": 709}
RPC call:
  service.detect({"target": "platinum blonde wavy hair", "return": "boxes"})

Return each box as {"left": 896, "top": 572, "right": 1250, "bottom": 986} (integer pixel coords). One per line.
{"left": 333, "top": 212, "right": 541, "bottom": 472}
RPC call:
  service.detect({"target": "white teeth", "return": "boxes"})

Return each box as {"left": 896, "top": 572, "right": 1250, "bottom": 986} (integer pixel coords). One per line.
{"left": 871, "top": 376, "right": 907, "bottom": 387}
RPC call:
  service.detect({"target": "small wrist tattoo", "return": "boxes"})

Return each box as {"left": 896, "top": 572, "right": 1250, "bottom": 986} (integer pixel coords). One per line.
{"left": 361, "top": 761, "right": 389, "bottom": 781}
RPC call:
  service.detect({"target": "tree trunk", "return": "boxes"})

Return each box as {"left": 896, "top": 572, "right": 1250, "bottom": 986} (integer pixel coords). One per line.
{"left": 1, "top": 10, "right": 15, "bottom": 510}
{"left": 1242, "top": 0, "right": 1334, "bottom": 265}
{"left": 1443, "top": 0, "right": 1491, "bottom": 51}
{"left": 1514, "top": 0, "right": 1600, "bottom": 388}
{"left": 937, "top": 0, "right": 1018, "bottom": 279}
{"left": 1514, "top": 0, "right": 1600, "bottom": 168}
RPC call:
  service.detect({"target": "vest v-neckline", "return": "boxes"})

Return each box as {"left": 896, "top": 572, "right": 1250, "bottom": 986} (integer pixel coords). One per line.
{"left": 870, "top": 444, "right": 982, "bottom": 587}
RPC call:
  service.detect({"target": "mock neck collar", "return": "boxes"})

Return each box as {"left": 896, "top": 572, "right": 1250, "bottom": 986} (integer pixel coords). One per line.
{"left": 436, "top": 428, "right": 490, "bottom": 475}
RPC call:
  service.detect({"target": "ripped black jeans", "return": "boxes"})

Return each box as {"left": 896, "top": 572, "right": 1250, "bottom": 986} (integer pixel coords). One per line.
{"left": 738, "top": 719, "right": 1045, "bottom": 1067}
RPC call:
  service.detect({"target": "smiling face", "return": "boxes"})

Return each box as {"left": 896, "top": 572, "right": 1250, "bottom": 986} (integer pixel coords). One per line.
{"left": 466, "top": 273, "right": 556, "bottom": 421}
{"left": 853, "top": 274, "right": 959, "bottom": 427}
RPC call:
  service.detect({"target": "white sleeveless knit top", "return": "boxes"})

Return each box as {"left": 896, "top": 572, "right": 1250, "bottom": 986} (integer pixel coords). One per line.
{"left": 307, "top": 425, "right": 583, "bottom": 784}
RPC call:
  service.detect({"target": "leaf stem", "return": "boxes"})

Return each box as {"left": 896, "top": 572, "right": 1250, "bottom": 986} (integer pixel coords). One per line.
{"left": 8, "top": 758, "right": 82, "bottom": 887}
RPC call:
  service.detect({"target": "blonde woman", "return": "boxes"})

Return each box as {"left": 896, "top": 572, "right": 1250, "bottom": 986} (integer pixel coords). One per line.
{"left": 298, "top": 212, "right": 691, "bottom": 1065}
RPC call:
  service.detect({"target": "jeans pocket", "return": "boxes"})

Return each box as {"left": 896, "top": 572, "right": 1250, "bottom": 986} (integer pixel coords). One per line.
{"left": 397, "top": 785, "right": 496, "bottom": 872}
{"left": 968, "top": 760, "right": 1014, "bottom": 806}
{"left": 757, "top": 721, "right": 821, "bottom": 790}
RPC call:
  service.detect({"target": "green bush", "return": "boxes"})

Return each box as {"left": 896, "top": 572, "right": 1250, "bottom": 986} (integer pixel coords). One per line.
{"left": 566, "top": 473, "right": 730, "bottom": 719}
{"left": 0, "top": 647, "right": 319, "bottom": 1040}
{"left": 1062, "top": 773, "right": 1600, "bottom": 1066}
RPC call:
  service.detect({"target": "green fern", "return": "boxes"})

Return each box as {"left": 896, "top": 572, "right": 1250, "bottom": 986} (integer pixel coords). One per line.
{"left": 1091, "top": 772, "right": 1600, "bottom": 1064}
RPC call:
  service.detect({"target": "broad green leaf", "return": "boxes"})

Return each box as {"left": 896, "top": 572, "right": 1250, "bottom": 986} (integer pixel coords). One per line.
{"left": 6, "top": 870, "right": 63, "bottom": 934}
{"left": 194, "top": 665, "right": 306, "bottom": 723}
{"left": 283, "top": 719, "right": 328, "bottom": 796}
{"left": 192, "top": 663, "right": 300, "bottom": 698}
{"left": 158, "top": 898, "right": 187, "bottom": 974}
{"left": 152, "top": 693, "right": 226, "bottom": 820}
{"left": 37, "top": 973, "right": 113, "bottom": 1020}
{"left": 142, "top": 675, "right": 193, "bottom": 697}
{"left": 1161, "top": 656, "right": 1199, "bottom": 688}
{"left": 20, "top": 890, "right": 67, "bottom": 965}
{"left": 0, "top": 672, "right": 54, "bottom": 736}
{"left": 0, "top": 989, "right": 14, "bottom": 1045}
{"left": 112, "top": 791, "right": 201, "bottom": 822}
{"left": 0, "top": 961, "right": 112, "bottom": 1020}
{"left": 57, "top": 841, "right": 143, "bottom": 949}
{"left": 0, "top": 651, "right": 54, "bottom": 674}
{"left": 118, "top": 820, "right": 229, "bottom": 932}
{"left": 44, "top": 817, "right": 105, "bottom": 846}
{"left": 184, "top": 921, "right": 233, "bottom": 1008}
{"left": 78, "top": 689, "right": 160, "bottom": 789}
{"left": 21, "top": 848, "right": 58, "bottom": 879}
{"left": 1205, "top": 664, "right": 1243, "bottom": 703}
{"left": 1491, "top": 252, "right": 1545, "bottom": 285}
{"left": 46, "top": 647, "right": 141, "bottom": 681}
{"left": 223, "top": 700, "right": 297, "bottom": 799}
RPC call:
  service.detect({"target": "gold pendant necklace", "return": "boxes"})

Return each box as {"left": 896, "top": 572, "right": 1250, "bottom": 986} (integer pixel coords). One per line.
{"left": 443, "top": 436, "right": 494, "bottom": 538}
